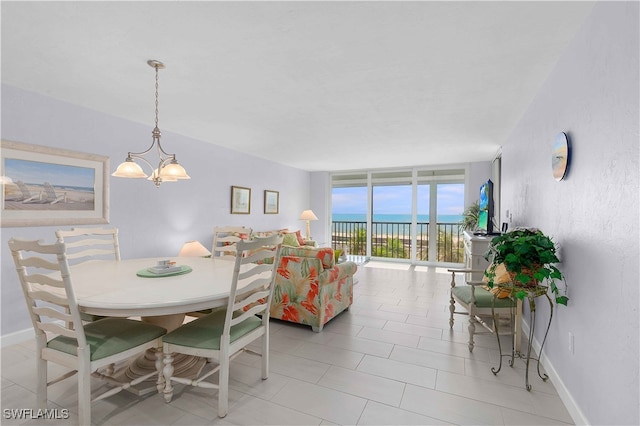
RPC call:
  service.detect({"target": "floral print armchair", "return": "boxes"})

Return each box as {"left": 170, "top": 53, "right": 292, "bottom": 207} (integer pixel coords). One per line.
{"left": 270, "top": 246, "right": 357, "bottom": 332}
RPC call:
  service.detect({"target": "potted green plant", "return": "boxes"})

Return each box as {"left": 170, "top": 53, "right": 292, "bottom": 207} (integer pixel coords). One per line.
{"left": 459, "top": 201, "right": 480, "bottom": 231}
{"left": 484, "top": 227, "right": 568, "bottom": 305}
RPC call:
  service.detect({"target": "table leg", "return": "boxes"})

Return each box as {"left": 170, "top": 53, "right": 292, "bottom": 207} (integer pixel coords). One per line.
{"left": 492, "top": 291, "right": 550, "bottom": 391}
{"left": 514, "top": 298, "right": 523, "bottom": 354}
{"left": 118, "top": 314, "right": 207, "bottom": 396}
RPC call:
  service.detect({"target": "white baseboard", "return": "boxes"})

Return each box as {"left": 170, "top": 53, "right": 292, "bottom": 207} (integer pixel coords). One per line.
{"left": 521, "top": 321, "right": 589, "bottom": 425}
{"left": 1, "top": 327, "right": 33, "bottom": 348}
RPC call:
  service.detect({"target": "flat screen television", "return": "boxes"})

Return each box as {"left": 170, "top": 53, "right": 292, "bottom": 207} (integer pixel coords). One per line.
{"left": 476, "top": 179, "right": 495, "bottom": 235}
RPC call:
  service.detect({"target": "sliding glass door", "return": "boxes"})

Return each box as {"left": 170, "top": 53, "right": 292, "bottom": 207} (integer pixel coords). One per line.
{"left": 371, "top": 170, "right": 412, "bottom": 259}
{"left": 436, "top": 183, "right": 465, "bottom": 263}
{"left": 331, "top": 167, "right": 465, "bottom": 265}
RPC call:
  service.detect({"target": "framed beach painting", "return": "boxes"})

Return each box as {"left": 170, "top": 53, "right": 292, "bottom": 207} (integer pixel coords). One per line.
{"left": 264, "top": 190, "right": 279, "bottom": 214}
{"left": 1, "top": 140, "right": 109, "bottom": 227}
{"left": 231, "top": 186, "right": 251, "bottom": 214}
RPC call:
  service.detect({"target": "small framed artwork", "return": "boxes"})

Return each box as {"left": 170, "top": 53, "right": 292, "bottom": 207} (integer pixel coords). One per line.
{"left": 231, "top": 186, "right": 251, "bottom": 214}
{"left": 264, "top": 190, "right": 279, "bottom": 214}
{"left": 552, "top": 132, "right": 571, "bottom": 181}
{"left": 1, "top": 140, "right": 109, "bottom": 227}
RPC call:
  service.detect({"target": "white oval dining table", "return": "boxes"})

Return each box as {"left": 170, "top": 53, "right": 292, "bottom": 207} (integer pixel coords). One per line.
{"left": 68, "top": 256, "right": 241, "bottom": 395}
{"left": 70, "top": 256, "right": 238, "bottom": 320}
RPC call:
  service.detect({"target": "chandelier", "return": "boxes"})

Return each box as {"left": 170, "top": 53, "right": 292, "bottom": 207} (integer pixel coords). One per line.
{"left": 112, "top": 60, "right": 190, "bottom": 187}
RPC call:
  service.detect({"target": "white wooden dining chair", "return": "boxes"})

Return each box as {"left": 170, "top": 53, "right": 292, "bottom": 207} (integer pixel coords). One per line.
{"left": 55, "top": 226, "right": 121, "bottom": 264}
{"left": 162, "top": 234, "right": 284, "bottom": 418}
{"left": 211, "top": 226, "right": 252, "bottom": 260}
{"left": 8, "top": 238, "right": 167, "bottom": 426}
{"left": 55, "top": 227, "right": 121, "bottom": 323}
{"left": 449, "top": 268, "right": 522, "bottom": 353}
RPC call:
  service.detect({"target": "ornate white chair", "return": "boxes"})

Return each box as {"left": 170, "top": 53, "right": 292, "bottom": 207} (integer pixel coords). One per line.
{"left": 8, "top": 238, "right": 167, "bottom": 426}
{"left": 211, "top": 226, "right": 252, "bottom": 260}
{"left": 448, "top": 268, "right": 522, "bottom": 353}
{"left": 162, "top": 234, "right": 284, "bottom": 418}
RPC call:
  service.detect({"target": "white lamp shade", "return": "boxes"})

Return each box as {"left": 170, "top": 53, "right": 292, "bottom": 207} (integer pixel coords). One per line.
{"left": 179, "top": 240, "right": 211, "bottom": 257}
{"left": 0, "top": 176, "right": 14, "bottom": 184}
{"left": 162, "top": 162, "right": 191, "bottom": 179}
{"left": 299, "top": 210, "right": 318, "bottom": 221}
{"left": 112, "top": 160, "right": 148, "bottom": 178}
{"left": 148, "top": 168, "right": 178, "bottom": 182}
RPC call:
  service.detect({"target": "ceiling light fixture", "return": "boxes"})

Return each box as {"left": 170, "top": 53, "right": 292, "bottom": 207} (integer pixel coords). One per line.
{"left": 112, "top": 60, "right": 190, "bottom": 187}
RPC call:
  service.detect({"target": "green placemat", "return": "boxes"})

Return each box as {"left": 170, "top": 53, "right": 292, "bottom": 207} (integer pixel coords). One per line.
{"left": 136, "top": 265, "right": 193, "bottom": 278}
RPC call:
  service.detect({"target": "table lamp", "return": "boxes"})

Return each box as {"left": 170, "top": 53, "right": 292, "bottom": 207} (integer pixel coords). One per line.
{"left": 179, "top": 240, "right": 212, "bottom": 257}
{"left": 299, "top": 209, "right": 318, "bottom": 240}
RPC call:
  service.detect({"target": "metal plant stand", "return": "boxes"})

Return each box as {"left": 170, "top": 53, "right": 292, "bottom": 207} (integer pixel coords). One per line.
{"left": 491, "top": 285, "right": 553, "bottom": 391}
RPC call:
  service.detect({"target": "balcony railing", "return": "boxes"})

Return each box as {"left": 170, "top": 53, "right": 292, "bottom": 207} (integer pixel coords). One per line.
{"left": 332, "top": 220, "right": 464, "bottom": 263}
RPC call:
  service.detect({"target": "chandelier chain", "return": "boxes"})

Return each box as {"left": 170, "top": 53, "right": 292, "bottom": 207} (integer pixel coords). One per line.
{"left": 154, "top": 65, "right": 159, "bottom": 129}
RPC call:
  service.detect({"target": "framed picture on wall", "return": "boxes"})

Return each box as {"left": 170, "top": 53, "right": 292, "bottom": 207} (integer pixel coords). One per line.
{"left": 1, "top": 140, "right": 109, "bottom": 227}
{"left": 264, "top": 190, "right": 279, "bottom": 214}
{"left": 231, "top": 186, "right": 251, "bottom": 214}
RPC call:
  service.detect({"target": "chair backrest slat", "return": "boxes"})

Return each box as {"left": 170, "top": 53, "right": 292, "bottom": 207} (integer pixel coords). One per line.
{"left": 8, "top": 238, "right": 87, "bottom": 347}
{"left": 64, "top": 238, "right": 117, "bottom": 249}
{"left": 19, "top": 255, "right": 61, "bottom": 270}
{"left": 212, "top": 226, "right": 252, "bottom": 260}
{"left": 230, "top": 303, "right": 269, "bottom": 327}
{"left": 33, "top": 305, "right": 72, "bottom": 321}
{"left": 241, "top": 250, "right": 276, "bottom": 265}
{"left": 238, "top": 263, "right": 273, "bottom": 280}
{"left": 233, "top": 286, "right": 271, "bottom": 310}
{"left": 223, "top": 234, "right": 283, "bottom": 335}
{"left": 55, "top": 227, "right": 120, "bottom": 263}
{"left": 37, "top": 321, "right": 77, "bottom": 339}
{"left": 29, "top": 289, "right": 69, "bottom": 305}
{"left": 24, "top": 274, "right": 66, "bottom": 289}
{"left": 65, "top": 248, "right": 118, "bottom": 260}
{"left": 235, "top": 277, "right": 273, "bottom": 299}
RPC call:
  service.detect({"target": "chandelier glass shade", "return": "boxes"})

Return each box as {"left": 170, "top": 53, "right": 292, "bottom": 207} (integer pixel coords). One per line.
{"left": 112, "top": 60, "right": 190, "bottom": 187}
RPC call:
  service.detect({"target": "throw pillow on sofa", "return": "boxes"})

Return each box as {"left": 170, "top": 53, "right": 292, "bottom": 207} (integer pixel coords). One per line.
{"left": 282, "top": 233, "right": 301, "bottom": 247}
{"left": 294, "top": 230, "right": 305, "bottom": 245}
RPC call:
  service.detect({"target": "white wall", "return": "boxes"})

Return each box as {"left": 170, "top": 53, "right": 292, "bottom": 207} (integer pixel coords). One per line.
{"left": 501, "top": 2, "right": 639, "bottom": 424}
{"left": 1, "top": 84, "right": 311, "bottom": 337}
{"left": 309, "top": 171, "right": 331, "bottom": 245}
{"left": 466, "top": 161, "right": 493, "bottom": 207}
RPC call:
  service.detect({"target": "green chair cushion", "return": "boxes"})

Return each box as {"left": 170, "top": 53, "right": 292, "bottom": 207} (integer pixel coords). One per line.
{"left": 162, "top": 308, "right": 262, "bottom": 350}
{"left": 47, "top": 318, "right": 166, "bottom": 361}
{"left": 452, "top": 286, "right": 517, "bottom": 308}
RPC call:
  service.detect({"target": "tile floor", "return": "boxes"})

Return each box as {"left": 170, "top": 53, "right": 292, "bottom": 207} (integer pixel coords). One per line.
{"left": 1, "top": 262, "right": 574, "bottom": 425}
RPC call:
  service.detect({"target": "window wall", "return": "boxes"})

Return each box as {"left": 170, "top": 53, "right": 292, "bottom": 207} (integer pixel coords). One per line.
{"left": 331, "top": 167, "right": 466, "bottom": 265}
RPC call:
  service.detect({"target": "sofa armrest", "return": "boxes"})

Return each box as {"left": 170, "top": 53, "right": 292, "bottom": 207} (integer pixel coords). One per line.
{"left": 303, "top": 240, "right": 318, "bottom": 247}
{"left": 281, "top": 246, "right": 334, "bottom": 270}
{"left": 319, "top": 261, "right": 357, "bottom": 285}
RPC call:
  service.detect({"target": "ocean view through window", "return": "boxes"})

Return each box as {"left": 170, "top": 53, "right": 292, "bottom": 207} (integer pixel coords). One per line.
{"left": 331, "top": 169, "right": 466, "bottom": 264}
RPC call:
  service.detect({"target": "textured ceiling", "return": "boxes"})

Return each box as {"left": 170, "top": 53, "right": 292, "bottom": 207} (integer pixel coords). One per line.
{"left": 1, "top": 1, "right": 595, "bottom": 171}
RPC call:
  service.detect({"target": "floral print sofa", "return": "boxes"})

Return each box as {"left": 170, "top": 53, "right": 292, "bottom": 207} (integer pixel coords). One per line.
{"left": 270, "top": 246, "right": 357, "bottom": 332}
